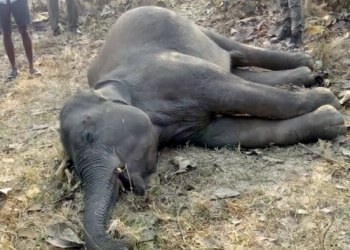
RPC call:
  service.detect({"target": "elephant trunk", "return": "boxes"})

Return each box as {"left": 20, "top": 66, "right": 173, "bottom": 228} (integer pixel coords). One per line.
{"left": 79, "top": 157, "right": 134, "bottom": 250}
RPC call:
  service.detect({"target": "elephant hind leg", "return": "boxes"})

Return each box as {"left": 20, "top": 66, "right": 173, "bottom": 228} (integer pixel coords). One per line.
{"left": 200, "top": 27, "right": 313, "bottom": 71}
{"left": 190, "top": 105, "right": 346, "bottom": 149}
{"left": 232, "top": 67, "right": 317, "bottom": 87}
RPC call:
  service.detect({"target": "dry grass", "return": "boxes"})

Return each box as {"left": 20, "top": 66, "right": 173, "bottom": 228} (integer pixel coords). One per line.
{"left": 1, "top": 1, "right": 350, "bottom": 250}
{"left": 305, "top": 25, "right": 350, "bottom": 79}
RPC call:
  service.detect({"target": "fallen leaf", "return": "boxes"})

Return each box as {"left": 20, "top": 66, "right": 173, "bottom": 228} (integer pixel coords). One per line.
{"left": 231, "top": 219, "right": 241, "bottom": 225}
{"left": 320, "top": 207, "right": 333, "bottom": 214}
{"left": 14, "top": 194, "right": 27, "bottom": 202}
{"left": 343, "top": 58, "right": 350, "bottom": 66}
{"left": 335, "top": 184, "right": 348, "bottom": 190}
{"left": 170, "top": 156, "right": 197, "bottom": 175}
{"left": 17, "top": 229, "right": 37, "bottom": 239}
{"left": 241, "top": 149, "right": 262, "bottom": 156}
{"left": 301, "top": 216, "right": 317, "bottom": 229}
{"left": 258, "top": 215, "right": 267, "bottom": 221}
{"left": 31, "top": 124, "right": 49, "bottom": 131}
{"left": 262, "top": 156, "right": 284, "bottom": 164}
{"left": 46, "top": 223, "right": 84, "bottom": 248}
{"left": 331, "top": 21, "right": 348, "bottom": 30}
{"left": 46, "top": 238, "right": 76, "bottom": 248}
{"left": 324, "top": 14, "right": 338, "bottom": 27}
{"left": 2, "top": 144, "right": 22, "bottom": 153}
{"left": 297, "top": 209, "right": 308, "bottom": 215}
{"left": 0, "top": 188, "right": 12, "bottom": 195}
{"left": 31, "top": 109, "right": 45, "bottom": 116}
{"left": 256, "top": 20, "right": 268, "bottom": 31}
{"left": 14, "top": 239, "right": 36, "bottom": 250}
{"left": 1, "top": 158, "right": 15, "bottom": 163}
{"left": 32, "top": 12, "right": 49, "bottom": 22}
{"left": 146, "top": 173, "right": 160, "bottom": 188}
{"left": 257, "top": 237, "right": 277, "bottom": 242}
{"left": 315, "top": 60, "right": 323, "bottom": 69}
{"left": 227, "top": 233, "right": 237, "bottom": 242}
{"left": 312, "top": 139, "right": 333, "bottom": 158}
{"left": 142, "top": 241, "right": 155, "bottom": 249}
{"left": 332, "top": 136, "right": 347, "bottom": 151}
{"left": 230, "top": 28, "right": 238, "bottom": 35}
{"left": 27, "top": 204, "right": 43, "bottom": 212}
{"left": 340, "top": 148, "right": 350, "bottom": 157}
{"left": 210, "top": 188, "right": 240, "bottom": 200}
{"left": 305, "top": 25, "right": 325, "bottom": 35}
{"left": 25, "top": 185, "right": 40, "bottom": 199}
{"left": 6, "top": 92, "right": 14, "bottom": 98}
{"left": 140, "top": 228, "right": 155, "bottom": 242}
{"left": 0, "top": 175, "right": 15, "bottom": 183}
{"left": 339, "top": 91, "right": 350, "bottom": 105}
{"left": 323, "top": 79, "right": 331, "bottom": 87}
{"left": 341, "top": 82, "right": 350, "bottom": 89}
{"left": 100, "top": 5, "right": 115, "bottom": 17}
{"left": 0, "top": 188, "right": 12, "bottom": 202}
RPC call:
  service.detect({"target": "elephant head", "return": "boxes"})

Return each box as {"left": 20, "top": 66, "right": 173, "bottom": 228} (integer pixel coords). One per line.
{"left": 59, "top": 90, "right": 157, "bottom": 250}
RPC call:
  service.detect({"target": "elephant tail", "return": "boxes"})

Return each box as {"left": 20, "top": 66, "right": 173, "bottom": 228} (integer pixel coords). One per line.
{"left": 82, "top": 166, "right": 135, "bottom": 250}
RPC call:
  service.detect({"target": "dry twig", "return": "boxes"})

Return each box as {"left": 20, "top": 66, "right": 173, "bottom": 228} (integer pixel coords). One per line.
{"left": 320, "top": 215, "right": 335, "bottom": 250}
{"left": 176, "top": 204, "right": 187, "bottom": 244}
{"left": 298, "top": 143, "right": 343, "bottom": 167}
{"left": 55, "top": 159, "right": 67, "bottom": 180}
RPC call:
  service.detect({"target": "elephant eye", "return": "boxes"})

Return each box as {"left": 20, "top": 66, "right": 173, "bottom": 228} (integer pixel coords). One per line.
{"left": 86, "top": 132, "right": 94, "bottom": 143}
{"left": 82, "top": 130, "right": 95, "bottom": 144}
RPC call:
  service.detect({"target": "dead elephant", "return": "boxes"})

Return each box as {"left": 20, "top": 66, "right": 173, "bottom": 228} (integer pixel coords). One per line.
{"left": 59, "top": 6, "right": 346, "bottom": 250}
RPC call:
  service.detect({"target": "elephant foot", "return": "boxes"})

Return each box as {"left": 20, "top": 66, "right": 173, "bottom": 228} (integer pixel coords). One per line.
{"left": 293, "top": 53, "right": 314, "bottom": 70}
{"left": 305, "top": 87, "right": 341, "bottom": 112}
{"left": 306, "top": 105, "right": 346, "bottom": 140}
{"left": 290, "top": 66, "right": 316, "bottom": 87}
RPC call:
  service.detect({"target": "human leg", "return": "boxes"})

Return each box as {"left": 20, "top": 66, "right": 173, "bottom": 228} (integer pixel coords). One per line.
{"left": 66, "top": 0, "right": 80, "bottom": 34}
{"left": 0, "top": 2, "right": 17, "bottom": 79}
{"left": 47, "top": 0, "right": 60, "bottom": 35}
{"left": 270, "top": 0, "right": 292, "bottom": 43}
{"left": 12, "top": 0, "right": 40, "bottom": 75}
{"left": 287, "top": 0, "right": 303, "bottom": 49}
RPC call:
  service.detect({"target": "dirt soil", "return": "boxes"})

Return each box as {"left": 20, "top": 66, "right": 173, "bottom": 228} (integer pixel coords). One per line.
{"left": 1, "top": 0, "right": 350, "bottom": 249}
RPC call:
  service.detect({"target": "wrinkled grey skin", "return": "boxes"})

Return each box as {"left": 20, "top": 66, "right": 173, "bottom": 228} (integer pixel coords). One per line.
{"left": 60, "top": 6, "right": 346, "bottom": 250}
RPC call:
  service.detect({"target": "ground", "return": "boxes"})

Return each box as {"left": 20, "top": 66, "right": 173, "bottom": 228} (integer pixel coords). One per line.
{"left": 1, "top": 0, "right": 350, "bottom": 249}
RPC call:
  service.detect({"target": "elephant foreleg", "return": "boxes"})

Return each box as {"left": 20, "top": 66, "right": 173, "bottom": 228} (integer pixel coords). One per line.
{"left": 191, "top": 105, "right": 346, "bottom": 149}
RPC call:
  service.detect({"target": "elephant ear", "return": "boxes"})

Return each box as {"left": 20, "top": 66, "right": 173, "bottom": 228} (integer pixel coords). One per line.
{"left": 93, "top": 80, "right": 131, "bottom": 105}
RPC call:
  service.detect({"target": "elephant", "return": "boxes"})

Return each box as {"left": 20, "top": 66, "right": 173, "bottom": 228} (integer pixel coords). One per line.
{"left": 59, "top": 6, "right": 346, "bottom": 250}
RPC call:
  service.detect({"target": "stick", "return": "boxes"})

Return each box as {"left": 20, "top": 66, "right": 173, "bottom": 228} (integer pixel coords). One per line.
{"left": 55, "top": 159, "right": 67, "bottom": 179}
{"left": 321, "top": 215, "right": 335, "bottom": 250}
{"left": 176, "top": 204, "right": 187, "bottom": 244}
{"left": 124, "top": 164, "right": 136, "bottom": 208}
{"left": 124, "top": 164, "right": 133, "bottom": 193}
{"left": 213, "top": 163, "right": 226, "bottom": 172}
{"left": 298, "top": 143, "right": 343, "bottom": 167}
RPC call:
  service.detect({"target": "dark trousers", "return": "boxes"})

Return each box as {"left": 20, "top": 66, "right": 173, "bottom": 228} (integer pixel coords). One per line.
{"left": 279, "top": 0, "right": 303, "bottom": 32}
{"left": 47, "top": 0, "right": 78, "bottom": 32}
